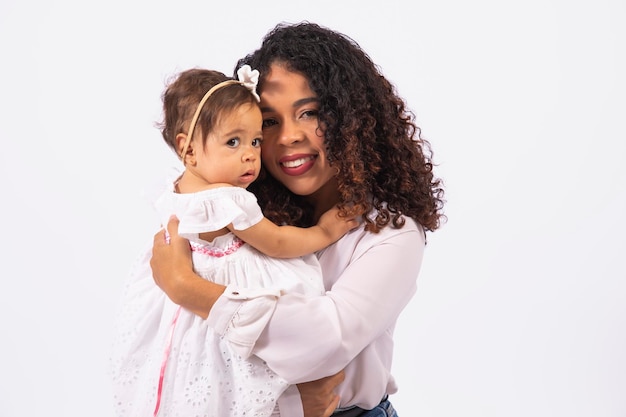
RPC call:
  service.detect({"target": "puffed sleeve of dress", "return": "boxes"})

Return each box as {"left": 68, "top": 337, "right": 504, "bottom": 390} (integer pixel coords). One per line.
{"left": 154, "top": 185, "right": 264, "bottom": 236}
{"left": 206, "top": 216, "right": 425, "bottom": 384}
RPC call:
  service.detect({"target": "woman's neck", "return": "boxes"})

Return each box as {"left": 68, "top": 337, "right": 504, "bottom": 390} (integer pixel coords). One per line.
{"left": 306, "top": 177, "right": 341, "bottom": 222}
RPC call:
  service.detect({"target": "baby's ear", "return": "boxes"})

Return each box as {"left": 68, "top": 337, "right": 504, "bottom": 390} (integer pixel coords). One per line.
{"left": 175, "top": 133, "right": 188, "bottom": 155}
{"left": 176, "top": 133, "right": 195, "bottom": 165}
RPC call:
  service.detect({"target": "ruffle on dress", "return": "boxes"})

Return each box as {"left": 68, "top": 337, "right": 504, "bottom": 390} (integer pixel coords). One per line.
{"left": 154, "top": 185, "right": 264, "bottom": 238}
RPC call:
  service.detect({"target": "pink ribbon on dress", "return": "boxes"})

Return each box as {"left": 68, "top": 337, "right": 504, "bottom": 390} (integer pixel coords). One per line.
{"left": 152, "top": 239, "right": 246, "bottom": 415}
{"left": 153, "top": 305, "right": 182, "bottom": 417}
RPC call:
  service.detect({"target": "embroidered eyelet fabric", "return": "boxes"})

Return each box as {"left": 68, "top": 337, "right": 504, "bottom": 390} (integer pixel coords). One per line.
{"left": 111, "top": 184, "right": 325, "bottom": 417}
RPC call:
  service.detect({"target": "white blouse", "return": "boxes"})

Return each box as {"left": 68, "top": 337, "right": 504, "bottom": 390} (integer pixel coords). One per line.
{"left": 207, "top": 215, "right": 425, "bottom": 415}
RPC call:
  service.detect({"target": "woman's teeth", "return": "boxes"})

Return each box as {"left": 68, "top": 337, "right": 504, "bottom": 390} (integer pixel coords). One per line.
{"left": 281, "top": 156, "right": 314, "bottom": 168}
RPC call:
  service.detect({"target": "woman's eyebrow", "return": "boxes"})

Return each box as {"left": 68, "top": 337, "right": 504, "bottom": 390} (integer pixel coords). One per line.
{"left": 292, "top": 97, "right": 319, "bottom": 108}
{"left": 260, "top": 97, "right": 319, "bottom": 113}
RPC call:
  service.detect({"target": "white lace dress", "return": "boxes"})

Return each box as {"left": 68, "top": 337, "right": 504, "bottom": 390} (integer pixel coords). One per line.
{"left": 111, "top": 184, "right": 325, "bottom": 417}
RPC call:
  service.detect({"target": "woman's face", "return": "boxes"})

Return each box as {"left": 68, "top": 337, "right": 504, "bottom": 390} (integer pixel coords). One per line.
{"left": 258, "top": 63, "right": 339, "bottom": 206}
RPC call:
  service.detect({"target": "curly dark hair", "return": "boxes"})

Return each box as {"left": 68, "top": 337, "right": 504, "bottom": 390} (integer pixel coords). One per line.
{"left": 236, "top": 22, "right": 445, "bottom": 233}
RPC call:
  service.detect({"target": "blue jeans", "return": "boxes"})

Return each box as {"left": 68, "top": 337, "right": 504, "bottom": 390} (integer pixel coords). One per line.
{"left": 360, "top": 397, "right": 398, "bottom": 417}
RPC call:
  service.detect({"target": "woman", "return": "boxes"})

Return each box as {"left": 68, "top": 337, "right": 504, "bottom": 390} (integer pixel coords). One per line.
{"left": 151, "top": 22, "right": 445, "bottom": 417}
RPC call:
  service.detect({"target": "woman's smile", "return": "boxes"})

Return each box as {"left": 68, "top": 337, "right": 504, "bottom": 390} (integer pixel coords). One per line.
{"left": 279, "top": 154, "right": 317, "bottom": 174}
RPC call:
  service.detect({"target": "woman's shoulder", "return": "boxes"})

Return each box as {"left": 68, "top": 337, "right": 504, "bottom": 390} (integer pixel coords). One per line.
{"left": 361, "top": 215, "right": 424, "bottom": 245}
{"left": 324, "top": 214, "right": 425, "bottom": 258}
{"left": 317, "top": 214, "right": 425, "bottom": 282}
{"left": 362, "top": 208, "right": 425, "bottom": 238}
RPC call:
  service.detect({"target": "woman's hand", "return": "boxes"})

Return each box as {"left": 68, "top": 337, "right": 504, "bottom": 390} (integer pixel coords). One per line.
{"left": 297, "top": 370, "right": 345, "bottom": 417}
{"left": 151, "top": 216, "right": 225, "bottom": 318}
{"left": 151, "top": 216, "right": 193, "bottom": 303}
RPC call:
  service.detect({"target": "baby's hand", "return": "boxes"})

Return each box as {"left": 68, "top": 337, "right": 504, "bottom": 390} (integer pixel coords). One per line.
{"left": 317, "top": 206, "right": 359, "bottom": 242}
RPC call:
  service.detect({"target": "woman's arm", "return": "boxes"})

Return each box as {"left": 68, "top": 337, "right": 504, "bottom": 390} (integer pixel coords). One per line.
{"left": 230, "top": 206, "right": 357, "bottom": 258}
{"left": 151, "top": 216, "right": 225, "bottom": 319}
{"left": 152, "top": 216, "right": 424, "bottom": 384}
{"left": 213, "top": 221, "right": 424, "bottom": 383}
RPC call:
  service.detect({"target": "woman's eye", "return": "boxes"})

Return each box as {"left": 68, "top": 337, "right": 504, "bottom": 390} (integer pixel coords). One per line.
{"left": 226, "top": 138, "right": 240, "bottom": 147}
{"left": 252, "top": 138, "right": 263, "bottom": 147}
{"left": 300, "top": 109, "right": 319, "bottom": 119}
{"left": 262, "top": 118, "right": 278, "bottom": 129}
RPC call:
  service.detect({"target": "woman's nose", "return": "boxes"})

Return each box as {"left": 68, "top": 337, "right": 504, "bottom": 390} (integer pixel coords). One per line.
{"left": 277, "top": 119, "right": 303, "bottom": 145}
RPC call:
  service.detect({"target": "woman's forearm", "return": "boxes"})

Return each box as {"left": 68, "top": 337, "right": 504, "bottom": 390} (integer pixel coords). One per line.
{"left": 166, "top": 270, "right": 226, "bottom": 319}
{"left": 151, "top": 218, "right": 226, "bottom": 318}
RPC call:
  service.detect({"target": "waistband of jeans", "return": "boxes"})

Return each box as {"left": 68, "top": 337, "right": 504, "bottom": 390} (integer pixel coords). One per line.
{"left": 331, "top": 405, "right": 367, "bottom": 417}
{"left": 331, "top": 395, "right": 389, "bottom": 417}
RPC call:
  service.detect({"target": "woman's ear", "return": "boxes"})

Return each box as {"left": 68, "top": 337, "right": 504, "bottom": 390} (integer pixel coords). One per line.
{"left": 176, "top": 133, "right": 195, "bottom": 166}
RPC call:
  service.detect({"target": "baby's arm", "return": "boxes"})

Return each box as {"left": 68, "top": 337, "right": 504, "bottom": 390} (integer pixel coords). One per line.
{"left": 230, "top": 206, "right": 358, "bottom": 258}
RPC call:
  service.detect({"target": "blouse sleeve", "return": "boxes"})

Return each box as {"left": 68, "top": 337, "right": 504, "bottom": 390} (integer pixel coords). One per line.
{"left": 206, "top": 222, "right": 425, "bottom": 383}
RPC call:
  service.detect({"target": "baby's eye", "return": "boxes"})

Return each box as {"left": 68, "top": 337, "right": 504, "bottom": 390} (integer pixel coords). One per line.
{"left": 226, "top": 137, "right": 240, "bottom": 147}
{"left": 252, "top": 138, "right": 263, "bottom": 147}
{"left": 262, "top": 118, "right": 278, "bottom": 129}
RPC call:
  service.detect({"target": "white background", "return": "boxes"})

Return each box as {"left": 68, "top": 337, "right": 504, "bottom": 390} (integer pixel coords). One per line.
{"left": 1, "top": 1, "right": 624, "bottom": 416}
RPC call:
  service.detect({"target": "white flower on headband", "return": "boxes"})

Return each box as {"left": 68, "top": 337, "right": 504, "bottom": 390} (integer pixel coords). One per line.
{"left": 237, "top": 65, "right": 260, "bottom": 102}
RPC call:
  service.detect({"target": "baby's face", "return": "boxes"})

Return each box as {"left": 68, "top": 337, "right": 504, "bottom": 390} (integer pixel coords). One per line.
{"left": 194, "top": 102, "right": 263, "bottom": 188}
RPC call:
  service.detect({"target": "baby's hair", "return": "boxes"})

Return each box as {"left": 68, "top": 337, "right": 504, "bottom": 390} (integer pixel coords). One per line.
{"left": 158, "top": 68, "right": 258, "bottom": 153}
